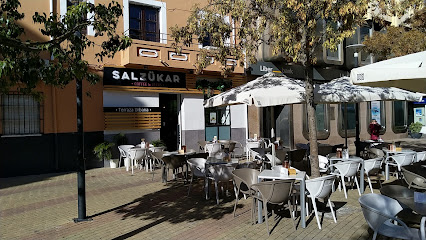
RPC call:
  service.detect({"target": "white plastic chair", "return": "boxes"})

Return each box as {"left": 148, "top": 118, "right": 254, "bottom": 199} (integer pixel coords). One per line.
{"left": 208, "top": 164, "right": 237, "bottom": 204}
{"left": 386, "top": 153, "right": 415, "bottom": 179}
{"left": 118, "top": 145, "right": 135, "bottom": 170}
{"left": 205, "top": 143, "right": 222, "bottom": 158}
{"left": 305, "top": 175, "right": 337, "bottom": 229}
{"left": 359, "top": 193, "right": 420, "bottom": 240}
{"left": 416, "top": 151, "right": 426, "bottom": 162}
{"left": 363, "top": 157, "right": 383, "bottom": 193}
{"left": 318, "top": 155, "right": 329, "bottom": 174}
{"left": 330, "top": 161, "right": 361, "bottom": 199}
{"left": 246, "top": 141, "right": 261, "bottom": 160}
{"left": 128, "top": 148, "right": 146, "bottom": 175}
{"left": 187, "top": 158, "right": 208, "bottom": 198}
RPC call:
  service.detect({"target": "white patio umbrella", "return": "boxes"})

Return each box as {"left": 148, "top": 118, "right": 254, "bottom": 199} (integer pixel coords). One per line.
{"left": 350, "top": 51, "right": 426, "bottom": 93}
{"left": 315, "top": 77, "right": 422, "bottom": 103}
{"left": 204, "top": 72, "right": 306, "bottom": 108}
{"left": 204, "top": 73, "right": 422, "bottom": 166}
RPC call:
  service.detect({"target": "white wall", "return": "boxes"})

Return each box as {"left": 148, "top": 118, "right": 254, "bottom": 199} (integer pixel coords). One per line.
{"left": 230, "top": 104, "right": 247, "bottom": 128}
{"left": 103, "top": 91, "right": 159, "bottom": 107}
{"left": 181, "top": 94, "right": 205, "bottom": 131}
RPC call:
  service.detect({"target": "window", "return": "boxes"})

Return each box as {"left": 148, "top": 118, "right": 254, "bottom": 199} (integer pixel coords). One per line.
{"left": 338, "top": 103, "right": 356, "bottom": 137}
{"left": 60, "top": 0, "right": 94, "bottom": 35}
{"left": 323, "top": 20, "right": 343, "bottom": 64}
{"left": 392, "top": 101, "right": 408, "bottom": 133}
{"left": 367, "top": 101, "right": 386, "bottom": 134}
{"left": 129, "top": 4, "right": 159, "bottom": 42}
{"left": 1, "top": 93, "right": 43, "bottom": 135}
{"left": 123, "top": 0, "right": 167, "bottom": 44}
{"left": 67, "top": 0, "right": 87, "bottom": 35}
{"left": 360, "top": 26, "right": 373, "bottom": 64}
{"left": 303, "top": 104, "right": 330, "bottom": 140}
{"left": 205, "top": 106, "right": 230, "bottom": 141}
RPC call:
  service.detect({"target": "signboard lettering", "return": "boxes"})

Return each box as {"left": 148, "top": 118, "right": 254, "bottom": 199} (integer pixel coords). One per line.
{"left": 104, "top": 107, "right": 160, "bottom": 113}
{"left": 103, "top": 67, "right": 186, "bottom": 88}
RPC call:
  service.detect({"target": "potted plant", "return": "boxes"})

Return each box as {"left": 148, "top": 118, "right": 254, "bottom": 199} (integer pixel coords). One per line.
{"left": 151, "top": 139, "right": 166, "bottom": 147}
{"left": 409, "top": 122, "right": 423, "bottom": 139}
{"left": 93, "top": 141, "right": 117, "bottom": 168}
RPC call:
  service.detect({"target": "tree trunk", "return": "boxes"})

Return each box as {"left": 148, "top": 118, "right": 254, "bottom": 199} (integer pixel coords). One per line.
{"left": 304, "top": 66, "right": 320, "bottom": 178}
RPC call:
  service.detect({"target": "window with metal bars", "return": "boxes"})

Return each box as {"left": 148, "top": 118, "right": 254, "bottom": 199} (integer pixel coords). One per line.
{"left": 129, "top": 4, "right": 160, "bottom": 42}
{"left": 1, "top": 93, "right": 43, "bottom": 135}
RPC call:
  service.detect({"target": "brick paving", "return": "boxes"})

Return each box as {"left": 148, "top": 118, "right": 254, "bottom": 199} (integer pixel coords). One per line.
{"left": 2, "top": 138, "right": 425, "bottom": 239}
{"left": 0, "top": 160, "right": 416, "bottom": 240}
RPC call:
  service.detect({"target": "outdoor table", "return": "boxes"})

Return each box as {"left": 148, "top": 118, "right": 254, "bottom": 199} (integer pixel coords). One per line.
{"left": 257, "top": 169, "right": 307, "bottom": 228}
{"left": 328, "top": 156, "right": 365, "bottom": 194}
{"left": 380, "top": 185, "right": 426, "bottom": 240}
{"left": 383, "top": 148, "right": 416, "bottom": 180}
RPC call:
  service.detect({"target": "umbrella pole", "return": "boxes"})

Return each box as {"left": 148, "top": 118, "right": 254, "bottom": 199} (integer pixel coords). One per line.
{"left": 344, "top": 103, "right": 348, "bottom": 148}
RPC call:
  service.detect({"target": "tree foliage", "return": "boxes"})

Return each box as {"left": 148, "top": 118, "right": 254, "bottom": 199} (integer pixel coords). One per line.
{"left": 363, "top": 7, "right": 426, "bottom": 60}
{"left": 171, "top": 0, "right": 369, "bottom": 177}
{"left": 0, "top": 0, "right": 131, "bottom": 97}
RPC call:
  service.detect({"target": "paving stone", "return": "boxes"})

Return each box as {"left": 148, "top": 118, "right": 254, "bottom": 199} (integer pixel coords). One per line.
{"left": 0, "top": 165, "right": 414, "bottom": 240}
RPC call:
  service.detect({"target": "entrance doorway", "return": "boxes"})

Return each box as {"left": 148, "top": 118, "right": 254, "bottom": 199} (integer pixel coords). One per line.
{"left": 262, "top": 105, "right": 293, "bottom": 148}
{"left": 160, "top": 94, "right": 178, "bottom": 151}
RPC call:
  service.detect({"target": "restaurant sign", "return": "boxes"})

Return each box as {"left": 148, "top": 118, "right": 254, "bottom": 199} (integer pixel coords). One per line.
{"left": 104, "top": 107, "right": 160, "bottom": 113}
{"left": 103, "top": 67, "right": 186, "bottom": 88}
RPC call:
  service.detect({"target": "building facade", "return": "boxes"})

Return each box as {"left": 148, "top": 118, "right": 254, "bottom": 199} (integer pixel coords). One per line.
{"left": 0, "top": 0, "right": 248, "bottom": 177}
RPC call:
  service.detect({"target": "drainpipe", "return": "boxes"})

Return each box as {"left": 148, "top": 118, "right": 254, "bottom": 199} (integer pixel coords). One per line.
{"left": 50, "top": 0, "right": 59, "bottom": 170}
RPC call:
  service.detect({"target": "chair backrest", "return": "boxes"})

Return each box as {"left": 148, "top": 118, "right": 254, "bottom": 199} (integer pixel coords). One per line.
{"left": 128, "top": 148, "right": 146, "bottom": 161}
{"left": 232, "top": 168, "right": 260, "bottom": 193}
{"left": 363, "top": 157, "right": 383, "bottom": 175}
{"left": 170, "top": 155, "right": 186, "bottom": 168}
{"left": 118, "top": 145, "right": 135, "bottom": 157}
{"left": 228, "top": 142, "right": 237, "bottom": 152}
{"left": 151, "top": 151, "right": 165, "bottom": 161}
{"left": 246, "top": 141, "right": 261, "bottom": 149}
{"left": 391, "top": 153, "right": 415, "bottom": 167}
{"left": 206, "top": 143, "right": 222, "bottom": 156}
{"left": 305, "top": 175, "right": 335, "bottom": 199}
{"left": 416, "top": 151, "right": 426, "bottom": 162}
{"left": 334, "top": 161, "right": 360, "bottom": 177}
{"left": 368, "top": 148, "right": 385, "bottom": 158}
{"left": 208, "top": 164, "right": 235, "bottom": 182}
{"left": 359, "top": 194, "right": 403, "bottom": 233}
{"left": 252, "top": 179, "right": 294, "bottom": 204}
{"left": 402, "top": 167, "right": 426, "bottom": 189}
{"left": 187, "top": 158, "right": 207, "bottom": 177}
{"left": 150, "top": 146, "right": 165, "bottom": 152}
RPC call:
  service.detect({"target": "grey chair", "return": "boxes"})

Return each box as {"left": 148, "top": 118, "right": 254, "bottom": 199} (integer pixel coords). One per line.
{"left": 363, "top": 157, "right": 383, "bottom": 193}
{"left": 232, "top": 168, "right": 260, "bottom": 218}
{"left": 402, "top": 167, "right": 426, "bottom": 190}
{"left": 161, "top": 155, "right": 186, "bottom": 183}
{"left": 187, "top": 158, "right": 209, "bottom": 198}
{"left": 305, "top": 175, "right": 337, "bottom": 229}
{"left": 251, "top": 179, "right": 296, "bottom": 235}
{"left": 416, "top": 151, "right": 426, "bottom": 163}
{"left": 208, "top": 164, "right": 237, "bottom": 205}
{"left": 359, "top": 193, "right": 420, "bottom": 240}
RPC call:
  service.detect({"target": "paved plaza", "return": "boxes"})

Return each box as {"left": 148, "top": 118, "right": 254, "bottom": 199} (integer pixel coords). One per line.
{"left": 1, "top": 137, "right": 425, "bottom": 240}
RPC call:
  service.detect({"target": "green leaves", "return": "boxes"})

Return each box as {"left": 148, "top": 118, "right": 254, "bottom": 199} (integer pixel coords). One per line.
{"left": 0, "top": 0, "right": 131, "bottom": 95}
